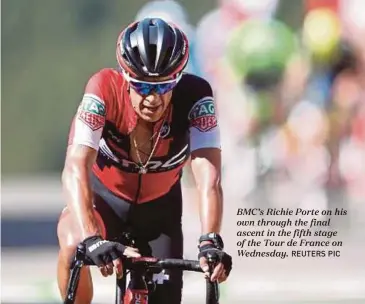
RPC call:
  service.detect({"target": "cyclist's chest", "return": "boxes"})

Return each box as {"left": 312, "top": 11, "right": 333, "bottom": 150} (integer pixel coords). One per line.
{"left": 98, "top": 119, "right": 190, "bottom": 173}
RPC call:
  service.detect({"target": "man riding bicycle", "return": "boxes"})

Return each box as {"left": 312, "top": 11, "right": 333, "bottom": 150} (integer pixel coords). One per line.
{"left": 57, "top": 17, "right": 232, "bottom": 304}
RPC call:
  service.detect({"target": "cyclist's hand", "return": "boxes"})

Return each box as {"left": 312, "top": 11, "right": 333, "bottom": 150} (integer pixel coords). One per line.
{"left": 198, "top": 243, "right": 232, "bottom": 283}
{"left": 83, "top": 235, "right": 139, "bottom": 279}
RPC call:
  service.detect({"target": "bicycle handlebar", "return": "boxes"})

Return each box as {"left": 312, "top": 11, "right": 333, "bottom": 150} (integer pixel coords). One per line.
{"left": 82, "top": 255, "right": 203, "bottom": 272}
{"left": 76, "top": 243, "right": 203, "bottom": 272}
{"left": 65, "top": 244, "right": 219, "bottom": 304}
{"left": 153, "top": 258, "right": 203, "bottom": 272}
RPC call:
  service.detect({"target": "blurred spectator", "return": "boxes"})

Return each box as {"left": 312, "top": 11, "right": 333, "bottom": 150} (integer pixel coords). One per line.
{"left": 223, "top": 17, "right": 300, "bottom": 153}
{"left": 300, "top": 0, "right": 365, "bottom": 196}
{"left": 194, "top": 0, "right": 280, "bottom": 85}
{"left": 305, "top": 0, "right": 340, "bottom": 13}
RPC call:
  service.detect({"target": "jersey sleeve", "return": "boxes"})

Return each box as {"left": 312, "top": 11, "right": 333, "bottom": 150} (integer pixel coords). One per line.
{"left": 68, "top": 70, "right": 109, "bottom": 150}
{"left": 188, "top": 78, "right": 221, "bottom": 151}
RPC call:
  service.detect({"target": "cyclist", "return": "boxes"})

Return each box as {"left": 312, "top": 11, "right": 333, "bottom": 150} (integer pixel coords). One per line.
{"left": 57, "top": 17, "right": 232, "bottom": 304}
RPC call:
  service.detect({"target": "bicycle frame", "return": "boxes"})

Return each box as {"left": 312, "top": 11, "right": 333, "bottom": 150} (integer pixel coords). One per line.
{"left": 64, "top": 243, "right": 220, "bottom": 304}
{"left": 115, "top": 269, "right": 127, "bottom": 304}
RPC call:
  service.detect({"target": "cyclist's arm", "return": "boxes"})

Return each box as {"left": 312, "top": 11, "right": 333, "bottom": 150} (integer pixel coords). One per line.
{"left": 63, "top": 71, "right": 108, "bottom": 239}
{"left": 188, "top": 92, "right": 222, "bottom": 234}
{"left": 191, "top": 147, "right": 222, "bottom": 234}
{"left": 62, "top": 144, "right": 100, "bottom": 239}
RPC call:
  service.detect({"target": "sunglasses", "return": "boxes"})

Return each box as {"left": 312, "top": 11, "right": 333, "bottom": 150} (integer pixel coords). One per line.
{"left": 122, "top": 70, "right": 182, "bottom": 95}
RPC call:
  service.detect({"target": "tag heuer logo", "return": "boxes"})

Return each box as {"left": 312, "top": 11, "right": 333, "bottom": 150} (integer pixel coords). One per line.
{"left": 78, "top": 94, "right": 106, "bottom": 130}
{"left": 80, "top": 94, "right": 106, "bottom": 116}
{"left": 188, "top": 97, "right": 218, "bottom": 132}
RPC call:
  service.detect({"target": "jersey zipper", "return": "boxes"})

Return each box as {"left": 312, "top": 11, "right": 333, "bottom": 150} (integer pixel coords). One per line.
{"left": 134, "top": 173, "right": 142, "bottom": 203}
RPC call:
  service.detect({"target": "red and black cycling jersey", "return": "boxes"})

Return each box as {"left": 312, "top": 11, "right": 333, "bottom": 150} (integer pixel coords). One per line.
{"left": 68, "top": 68, "right": 220, "bottom": 203}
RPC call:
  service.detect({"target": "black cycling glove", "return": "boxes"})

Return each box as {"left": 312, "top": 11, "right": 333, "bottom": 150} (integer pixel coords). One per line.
{"left": 83, "top": 235, "right": 126, "bottom": 267}
{"left": 198, "top": 233, "right": 232, "bottom": 276}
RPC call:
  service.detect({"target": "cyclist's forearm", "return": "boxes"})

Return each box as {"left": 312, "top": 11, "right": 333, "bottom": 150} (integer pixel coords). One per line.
{"left": 62, "top": 165, "right": 100, "bottom": 239}
{"left": 198, "top": 183, "right": 223, "bottom": 234}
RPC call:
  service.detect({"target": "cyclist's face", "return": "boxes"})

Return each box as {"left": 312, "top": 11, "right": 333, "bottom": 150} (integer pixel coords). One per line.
{"left": 129, "top": 76, "right": 173, "bottom": 122}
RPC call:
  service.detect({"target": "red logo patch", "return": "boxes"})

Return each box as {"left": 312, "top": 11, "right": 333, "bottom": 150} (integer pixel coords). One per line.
{"left": 191, "top": 115, "right": 217, "bottom": 132}
{"left": 78, "top": 110, "right": 105, "bottom": 130}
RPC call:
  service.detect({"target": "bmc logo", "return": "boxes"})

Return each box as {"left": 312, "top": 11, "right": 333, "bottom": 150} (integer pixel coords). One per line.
{"left": 99, "top": 139, "right": 189, "bottom": 173}
{"left": 122, "top": 145, "right": 188, "bottom": 172}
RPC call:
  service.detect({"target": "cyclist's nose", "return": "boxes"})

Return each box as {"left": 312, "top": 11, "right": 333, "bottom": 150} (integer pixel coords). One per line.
{"left": 144, "top": 93, "right": 160, "bottom": 105}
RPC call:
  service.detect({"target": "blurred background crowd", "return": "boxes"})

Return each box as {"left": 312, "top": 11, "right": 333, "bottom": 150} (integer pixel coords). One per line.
{"left": 2, "top": 0, "right": 365, "bottom": 303}
{"left": 188, "top": 0, "right": 365, "bottom": 214}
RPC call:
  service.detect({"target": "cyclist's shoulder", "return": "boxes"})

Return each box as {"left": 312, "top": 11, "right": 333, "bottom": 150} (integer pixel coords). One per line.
{"left": 173, "top": 73, "right": 213, "bottom": 108}
{"left": 178, "top": 73, "right": 212, "bottom": 92}
{"left": 84, "top": 68, "right": 127, "bottom": 105}
{"left": 87, "top": 68, "right": 124, "bottom": 85}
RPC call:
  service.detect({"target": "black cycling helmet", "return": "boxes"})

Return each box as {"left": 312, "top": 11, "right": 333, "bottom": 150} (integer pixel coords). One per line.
{"left": 116, "top": 18, "right": 189, "bottom": 78}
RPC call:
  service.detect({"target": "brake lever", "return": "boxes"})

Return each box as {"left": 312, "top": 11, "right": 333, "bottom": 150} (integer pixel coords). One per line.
{"left": 206, "top": 252, "right": 216, "bottom": 276}
{"left": 65, "top": 244, "right": 87, "bottom": 303}
{"left": 206, "top": 252, "right": 220, "bottom": 303}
